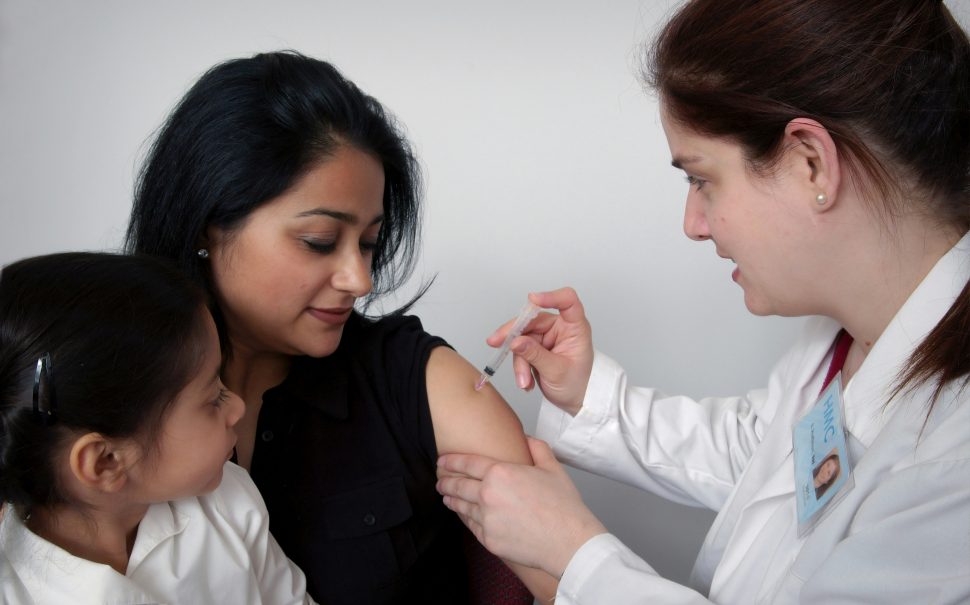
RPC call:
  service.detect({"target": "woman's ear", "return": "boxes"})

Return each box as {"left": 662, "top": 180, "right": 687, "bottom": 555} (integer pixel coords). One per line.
{"left": 68, "top": 433, "right": 135, "bottom": 494}
{"left": 783, "top": 118, "right": 841, "bottom": 214}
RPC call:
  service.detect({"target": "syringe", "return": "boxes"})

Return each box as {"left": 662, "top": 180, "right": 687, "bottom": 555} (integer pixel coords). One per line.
{"left": 475, "top": 302, "right": 541, "bottom": 391}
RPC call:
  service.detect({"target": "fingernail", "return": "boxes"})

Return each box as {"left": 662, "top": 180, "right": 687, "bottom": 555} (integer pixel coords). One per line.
{"left": 517, "top": 373, "right": 529, "bottom": 389}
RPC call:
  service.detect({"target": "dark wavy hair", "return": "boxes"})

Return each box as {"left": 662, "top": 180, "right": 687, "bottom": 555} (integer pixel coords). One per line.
{"left": 647, "top": 0, "right": 970, "bottom": 408}
{"left": 0, "top": 253, "right": 209, "bottom": 510}
{"left": 124, "top": 51, "right": 425, "bottom": 351}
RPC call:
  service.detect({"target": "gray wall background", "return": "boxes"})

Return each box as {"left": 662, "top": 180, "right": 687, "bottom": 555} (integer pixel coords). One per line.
{"left": 2, "top": 0, "right": 967, "bottom": 593}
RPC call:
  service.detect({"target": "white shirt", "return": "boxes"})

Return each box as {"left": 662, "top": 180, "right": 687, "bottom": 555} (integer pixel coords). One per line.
{"left": 0, "top": 462, "right": 316, "bottom": 605}
{"left": 537, "top": 232, "right": 970, "bottom": 604}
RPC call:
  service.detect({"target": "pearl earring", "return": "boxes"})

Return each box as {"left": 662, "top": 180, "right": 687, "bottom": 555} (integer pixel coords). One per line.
{"left": 816, "top": 193, "right": 827, "bottom": 205}
{"left": 197, "top": 249, "right": 209, "bottom": 259}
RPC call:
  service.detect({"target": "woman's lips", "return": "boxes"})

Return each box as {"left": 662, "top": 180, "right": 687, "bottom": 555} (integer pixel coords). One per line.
{"left": 307, "top": 307, "right": 353, "bottom": 325}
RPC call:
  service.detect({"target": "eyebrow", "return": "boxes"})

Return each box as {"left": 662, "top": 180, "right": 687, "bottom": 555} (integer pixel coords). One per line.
{"left": 671, "top": 156, "right": 703, "bottom": 170}
{"left": 295, "top": 208, "right": 384, "bottom": 226}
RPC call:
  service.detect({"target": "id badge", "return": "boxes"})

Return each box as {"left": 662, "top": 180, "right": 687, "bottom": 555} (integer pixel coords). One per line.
{"left": 792, "top": 373, "right": 852, "bottom": 536}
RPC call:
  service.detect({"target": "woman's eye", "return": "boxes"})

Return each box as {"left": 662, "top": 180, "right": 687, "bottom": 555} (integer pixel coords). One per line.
{"left": 685, "top": 175, "right": 706, "bottom": 191}
{"left": 360, "top": 241, "right": 379, "bottom": 254}
{"left": 303, "top": 239, "right": 336, "bottom": 254}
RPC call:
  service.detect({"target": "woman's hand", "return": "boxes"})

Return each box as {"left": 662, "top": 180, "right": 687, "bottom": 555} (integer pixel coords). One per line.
{"left": 490, "top": 287, "right": 594, "bottom": 416}
{"left": 436, "top": 437, "right": 607, "bottom": 579}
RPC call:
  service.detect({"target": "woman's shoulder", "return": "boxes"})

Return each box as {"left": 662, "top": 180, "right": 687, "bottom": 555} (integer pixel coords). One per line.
{"left": 345, "top": 312, "right": 450, "bottom": 357}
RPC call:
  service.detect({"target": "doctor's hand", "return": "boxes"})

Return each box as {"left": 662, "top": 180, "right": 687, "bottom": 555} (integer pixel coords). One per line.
{"left": 436, "top": 437, "right": 607, "bottom": 579}
{"left": 489, "top": 287, "right": 593, "bottom": 416}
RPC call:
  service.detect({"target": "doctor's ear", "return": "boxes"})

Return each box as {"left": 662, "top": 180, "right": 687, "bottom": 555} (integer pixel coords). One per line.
{"left": 783, "top": 118, "right": 841, "bottom": 213}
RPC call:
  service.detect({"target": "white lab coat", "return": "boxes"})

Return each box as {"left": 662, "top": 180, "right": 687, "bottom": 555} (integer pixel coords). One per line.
{"left": 537, "top": 232, "right": 970, "bottom": 604}
{"left": 0, "top": 462, "right": 315, "bottom": 605}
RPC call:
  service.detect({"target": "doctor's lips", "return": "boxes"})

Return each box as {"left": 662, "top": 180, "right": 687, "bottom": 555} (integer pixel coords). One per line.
{"left": 307, "top": 306, "right": 353, "bottom": 324}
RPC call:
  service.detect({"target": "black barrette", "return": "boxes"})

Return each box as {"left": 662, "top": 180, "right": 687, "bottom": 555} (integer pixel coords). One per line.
{"left": 32, "top": 353, "right": 57, "bottom": 425}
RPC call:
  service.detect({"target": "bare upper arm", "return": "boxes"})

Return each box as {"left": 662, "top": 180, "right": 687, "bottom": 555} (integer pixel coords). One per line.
{"left": 426, "top": 347, "right": 559, "bottom": 600}
{"left": 426, "top": 346, "right": 533, "bottom": 466}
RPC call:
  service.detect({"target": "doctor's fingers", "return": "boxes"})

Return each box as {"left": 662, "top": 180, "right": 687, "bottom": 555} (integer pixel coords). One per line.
{"left": 486, "top": 310, "right": 559, "bottom": 347}
{"left": 510, "top": 332, "right": 570, "bottom": 373}
{"left": 437, "top": 451, "right": 501, "bottom": 480}
{"left": 438, "top": 475, "right": 482, "bottom": 509}
{"left": 454, "top": 509, "right": 487, "bottom": 545}
{"left": 511, "top": 333, "right": 545, "bottom": 391}
{"left": 441, "top": 490, "right": 484, "bottom": 527}
{"left": 528, "top": 287, "right": 588, "bottom": 324}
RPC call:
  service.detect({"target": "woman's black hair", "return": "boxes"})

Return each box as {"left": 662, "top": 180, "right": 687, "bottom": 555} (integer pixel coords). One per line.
{"left": 0, "top": 252, "right": 209, "bottom": 510}
{"left": 124, "top": 51, "right": 426, "bottom": 353}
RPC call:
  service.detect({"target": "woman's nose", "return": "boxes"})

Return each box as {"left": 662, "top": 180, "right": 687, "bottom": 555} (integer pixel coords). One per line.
{"left": 332, "top": 247, "right": 373, "bottom": 297}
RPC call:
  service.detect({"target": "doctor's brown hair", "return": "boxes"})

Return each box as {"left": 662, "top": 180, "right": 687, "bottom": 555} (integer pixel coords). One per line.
{"left": 646, "top": 0, "right": 970, "bottom": 409}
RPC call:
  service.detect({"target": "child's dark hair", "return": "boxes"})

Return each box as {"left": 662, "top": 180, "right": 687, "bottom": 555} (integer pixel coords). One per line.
{"left": 0, "top": 252, "right": 209, "bottom": 510}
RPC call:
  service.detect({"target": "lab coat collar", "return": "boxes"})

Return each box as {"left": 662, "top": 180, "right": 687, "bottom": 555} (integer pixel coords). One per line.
{"left": 1, "top": 501, "right": 187, "bottom": 604}
{"left": 843, "top": 231, "right": 970, "bottom": 448}
{"left": 691, "top": 317, "right": 840, "bottom": 593}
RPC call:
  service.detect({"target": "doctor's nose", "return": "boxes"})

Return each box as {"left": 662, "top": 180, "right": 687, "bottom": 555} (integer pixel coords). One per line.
{"left": 683, "top": 194, "right": 711, "bottom": 242}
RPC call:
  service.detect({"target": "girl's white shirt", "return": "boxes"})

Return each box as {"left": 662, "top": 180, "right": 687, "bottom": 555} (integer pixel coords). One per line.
{"left": 0, "top": 462, "right": 315, "bottom": 605}
{"left": 538, "top": 232, "right": 970, "bottom": 604}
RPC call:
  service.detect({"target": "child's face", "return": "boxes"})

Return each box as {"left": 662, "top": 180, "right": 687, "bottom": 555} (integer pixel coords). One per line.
{"left": 126, "top": 312, "right": 244, "bottom": 501}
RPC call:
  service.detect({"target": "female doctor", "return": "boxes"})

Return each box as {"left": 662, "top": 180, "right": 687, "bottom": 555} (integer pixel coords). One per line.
{"left": 436, "top": 0, "right": 970, "bottom": 602}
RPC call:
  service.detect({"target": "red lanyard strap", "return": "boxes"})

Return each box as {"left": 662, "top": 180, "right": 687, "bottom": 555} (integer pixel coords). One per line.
{"left": 820, "top": 329, "right": 853, "bottom": 395}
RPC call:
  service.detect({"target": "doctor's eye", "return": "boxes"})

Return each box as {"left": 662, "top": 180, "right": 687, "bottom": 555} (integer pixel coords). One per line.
{"left": 685, "top": 175, "right": 707, "bottom": 191}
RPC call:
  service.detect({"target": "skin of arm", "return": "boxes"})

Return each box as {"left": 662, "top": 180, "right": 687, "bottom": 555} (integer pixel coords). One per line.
{"left": 426, "top": 346, "right": 559, "bottom": 601}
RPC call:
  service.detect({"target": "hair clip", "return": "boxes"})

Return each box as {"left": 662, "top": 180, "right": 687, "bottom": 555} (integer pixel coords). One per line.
{"left": 32, "top": 353, "right": 57, "bottom": 425}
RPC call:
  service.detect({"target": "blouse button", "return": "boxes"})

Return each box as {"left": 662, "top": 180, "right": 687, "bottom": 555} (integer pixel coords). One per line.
{"left": 261, "top": 430, "right": 275, "bottom": 442}
{"left": 363, "top": 513, "right": 377, "bottom": 526}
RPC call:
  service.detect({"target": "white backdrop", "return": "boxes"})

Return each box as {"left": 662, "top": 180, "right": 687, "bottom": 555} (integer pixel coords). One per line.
{"left": 3, "top": 0, "right": 967, "bottom": 591}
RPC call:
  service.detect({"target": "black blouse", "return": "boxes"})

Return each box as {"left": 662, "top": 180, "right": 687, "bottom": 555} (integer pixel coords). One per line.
{"left": 248, "top": 313, "right": 470, "bottom": 604}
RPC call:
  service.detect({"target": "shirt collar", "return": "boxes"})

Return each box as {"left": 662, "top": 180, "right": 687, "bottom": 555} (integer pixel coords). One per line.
{"left": 1, "top": 506, "right": 165, "bottom": 604}
{"left": 844, "top": 231, "right": 970, "bottom": 447}
{"left": 128, "top": 500, "right": 189, "bottom": 570}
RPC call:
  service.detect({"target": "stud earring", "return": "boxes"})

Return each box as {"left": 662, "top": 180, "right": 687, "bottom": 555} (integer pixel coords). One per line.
{"left": 816, "top": 193, "right": 827, "bottom": 205}
{"left": 197, "top": 248, "right": 209, "bottom": 259}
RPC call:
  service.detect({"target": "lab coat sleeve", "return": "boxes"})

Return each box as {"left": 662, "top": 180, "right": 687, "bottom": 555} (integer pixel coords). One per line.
{"left": 536, "top": 350, "right": 783, "bottom": 511}
{"left": 555, "top": 533, "right": 712, "bottom": 605}
{"left": 215, "top": 463, "right": 318, "bottom": 605}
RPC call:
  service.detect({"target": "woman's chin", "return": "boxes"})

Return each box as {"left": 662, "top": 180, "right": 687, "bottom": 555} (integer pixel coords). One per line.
{"left": 296, "top": 329, "right": 345, "bottom": 358}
